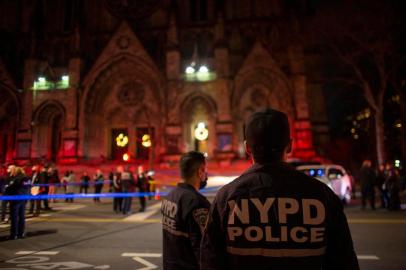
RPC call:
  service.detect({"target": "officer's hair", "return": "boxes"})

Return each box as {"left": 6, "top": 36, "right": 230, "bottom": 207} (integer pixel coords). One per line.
{"left": 245, "top": 108, "right": 290, "bottom": 163}
{"left": 179, "top": 151, "right": 205, "bottom": 181}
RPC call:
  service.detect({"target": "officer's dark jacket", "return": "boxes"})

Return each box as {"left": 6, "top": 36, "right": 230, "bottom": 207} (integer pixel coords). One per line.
{"left": 200, "top": 162, "right": 359, "bottom": 270}
{"left": 162, "top": 183, "right": 210, "bottom": 270}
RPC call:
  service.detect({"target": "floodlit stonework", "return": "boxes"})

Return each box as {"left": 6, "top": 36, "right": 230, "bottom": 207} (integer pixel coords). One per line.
{"left": 0, "top": 1, "right": 329, "bottom": 164}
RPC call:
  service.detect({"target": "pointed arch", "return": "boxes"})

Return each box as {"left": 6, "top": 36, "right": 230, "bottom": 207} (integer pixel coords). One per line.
{"left": 231, "top": 41, "right": 296, "bottom": 158}
{"left": 180, "top": 91, "right": 218, "bottom": 121}
{"left": 232, "top": 41, "right": 295, "bottom": 118}
{"left": 32, "top": 100, "right": 66, "bottom": 161}
{"left": 0, "top": 59, "right": 20, "bottom": 162}
{"left": 179, "top": 91, "right": 218, "bottom": 156}
{"left": 33, "top": 100, "right": 66, "bottom": 125}
{"left": 78, "top": 22, "right": 165, "bottom": 159}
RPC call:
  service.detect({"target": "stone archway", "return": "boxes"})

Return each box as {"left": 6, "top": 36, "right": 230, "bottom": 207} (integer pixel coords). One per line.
{"left": 180, "top": 93, "right": 218, "bottom": 157}
{"left": 231, "top": 41, "right": 298, "bottom": 158}
{"left": 32, "top": 101, "right": 65, "bottom": 161}
{"left": 0, "top": 84, "right": 19, "bottom": 162}
{"left": 232, "top": 69, "right": 295, "bottom": 158}
{"left": 81, "top": 58, "right": 163, "bottom": 160}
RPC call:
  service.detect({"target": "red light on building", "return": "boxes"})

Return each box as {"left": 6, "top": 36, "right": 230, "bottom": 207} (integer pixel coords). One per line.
{"left": 123, "top": 153, "right": 130, "bottom": 162}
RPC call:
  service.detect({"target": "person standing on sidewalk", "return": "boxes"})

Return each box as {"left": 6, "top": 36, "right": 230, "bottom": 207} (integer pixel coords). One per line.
{"left": 121, "top": 166, "right": 135, "bottom": 214}
{"left": 29, "top": 165, "right": 41, "bottom": 216}
{"left": 62, "top": 170, "right": 75, "bottom": 203}
{"left": 358, "top": 160, "right": 376, "bottom": 210}
{"left": 38, "top": 166, "right": 51, "bottom": 211}
{"left": 47, "top": 166, "right": 60, "bottom": 203}
{"left": 113, "top": 166, "right": 123, "bottom": 213}
{"left": 137, "top": 166, "right": 147, "bottom": 212}
{"left": 376, "top": 164, "right": 389, "bottom": 208}
{"left": 80, "top": 171, "right": 90, "bottom": 194}
{"left": 386, "top": 166, "right": 401, "bottom": 210}
{"left": 7, "top": 166, "right": 30, "bottom": 240}
{"left": 1, "top": 165, "right": 13, "bottom": 223}
{"left": 93, "top": 169, "right": 104, "bottom": 203}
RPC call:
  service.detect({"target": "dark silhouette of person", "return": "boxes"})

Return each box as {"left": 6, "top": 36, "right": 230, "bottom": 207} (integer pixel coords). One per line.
{"left": 358, "top": 160, "right": 376, "bottom": 210}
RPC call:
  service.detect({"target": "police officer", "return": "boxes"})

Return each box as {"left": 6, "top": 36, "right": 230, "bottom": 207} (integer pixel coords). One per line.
{"left": 162, "top": 151, "right": 210, "bottom": 270}
{"left": 200, "top": 108, "right": 359, "bottom": 270}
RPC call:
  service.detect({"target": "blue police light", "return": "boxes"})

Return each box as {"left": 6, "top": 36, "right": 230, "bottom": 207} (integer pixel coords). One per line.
{"left": 309, "top": 169, "right": 315, "bottom": 176}
{"left": 317, "top": 169, "right": 324, "bottom": 176}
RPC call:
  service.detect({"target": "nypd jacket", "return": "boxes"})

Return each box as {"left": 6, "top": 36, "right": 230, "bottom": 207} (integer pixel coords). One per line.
{"left": 200, "top": 162, "right": 359, "bottom": 270}
{"left": 162, "top": 183, "right": 211, "bottom": 270}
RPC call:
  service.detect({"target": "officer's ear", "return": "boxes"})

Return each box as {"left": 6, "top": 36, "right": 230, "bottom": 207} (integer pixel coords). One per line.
{"left": 244, "top": 140, "right": 252, "bottom": 157}
{"left": 286, "top": 138, "right": 293, "bottom": 154}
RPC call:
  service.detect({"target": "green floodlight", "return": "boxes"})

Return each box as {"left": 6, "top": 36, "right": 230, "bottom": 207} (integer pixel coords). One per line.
{"left": 185, "top": 66, "right": 195, "bottom": 74}
{"left": 32, "top": 75, "right": 70, "bottom": 90}
{"left": 33, "top": 76, "right": 50, "bottom": 90}
{"left": 198, "top": 65, "right": 209, "bottom": 73}
{"left": 184, "top": 65, "right": 216, "bottom": 82}
{"left": 57, "top": 75, "right": 70, "bottom": 89}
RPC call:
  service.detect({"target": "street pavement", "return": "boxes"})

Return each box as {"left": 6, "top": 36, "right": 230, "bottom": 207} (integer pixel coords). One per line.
{"left": 0, "top": 195, "right": 405, "bottom": 269}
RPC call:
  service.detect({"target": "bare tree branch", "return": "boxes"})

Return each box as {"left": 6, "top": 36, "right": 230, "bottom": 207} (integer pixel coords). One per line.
{"left": 323, "top": 35, "right": 378, "bottom": 110}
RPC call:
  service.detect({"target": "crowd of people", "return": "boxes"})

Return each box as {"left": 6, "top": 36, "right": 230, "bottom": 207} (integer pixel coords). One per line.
{"left": 0, "top": 163, "right": 155, "bottom": 240}
{"left": 111, "top": 165, "right": 153, "bottom": 215}
{"left": 357, "top": 160, "right": 404, "bottom": 211}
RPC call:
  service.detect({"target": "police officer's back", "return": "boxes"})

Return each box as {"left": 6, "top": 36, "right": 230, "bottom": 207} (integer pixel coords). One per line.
{"left": 200, "top": 108, "right": 359, "bottom": 270}
{"left": 162, "top": 151, "right": 210, "bottom": 270}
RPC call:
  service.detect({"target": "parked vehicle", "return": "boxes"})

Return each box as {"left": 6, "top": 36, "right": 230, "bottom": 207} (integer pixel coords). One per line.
{"left": 287, "top": 159, "right": 321, "bottom": 168}
{"left": 296, "top": 164, "right": 352, "bottom": 204}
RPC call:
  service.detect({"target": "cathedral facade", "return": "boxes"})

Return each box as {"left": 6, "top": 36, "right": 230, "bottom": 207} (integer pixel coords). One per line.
{"left": 0, "top": 0, "right": 328, "bottom": 164}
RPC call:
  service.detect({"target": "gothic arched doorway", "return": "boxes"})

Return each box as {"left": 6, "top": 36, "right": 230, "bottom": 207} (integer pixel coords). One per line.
{"left": 81, "top": 58, "right": 163, "bottom": 161}
{"left": 180, "top": 94, "right": 218, "bottom": 157}
{"left": 33, "top": 101, "right": 65, "bottom": 162}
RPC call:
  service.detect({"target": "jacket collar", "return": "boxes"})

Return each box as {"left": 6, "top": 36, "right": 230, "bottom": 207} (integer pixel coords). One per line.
{"left": 241, "top": 161, "right": 290, "bottom": 177}
{"left": 177, "top": 182, "right": 197, "bottom": 192}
